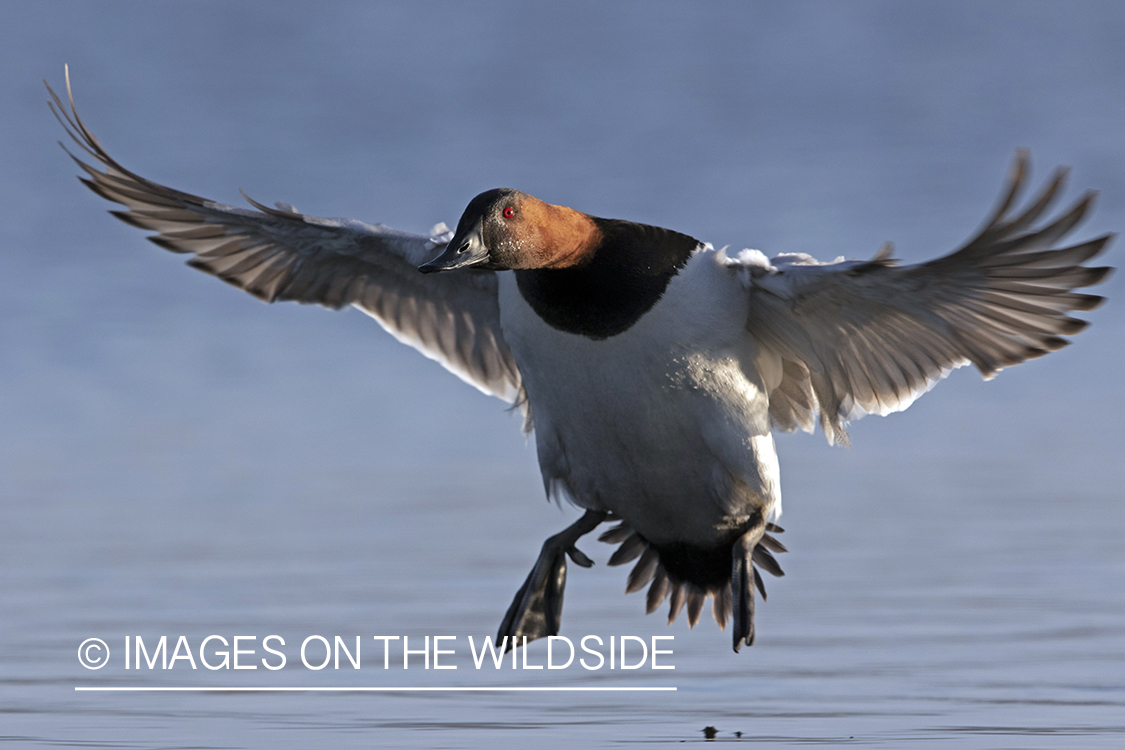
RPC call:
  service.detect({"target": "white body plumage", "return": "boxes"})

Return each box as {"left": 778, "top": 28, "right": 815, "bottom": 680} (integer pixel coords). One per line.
{"left": 499, "top": 247, "right": 782, "bottom": 549}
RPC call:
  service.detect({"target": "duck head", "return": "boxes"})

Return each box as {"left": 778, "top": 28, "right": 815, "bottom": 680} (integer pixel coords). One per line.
{"left": 418, "top": 188, "right": 601, "bottom": 273}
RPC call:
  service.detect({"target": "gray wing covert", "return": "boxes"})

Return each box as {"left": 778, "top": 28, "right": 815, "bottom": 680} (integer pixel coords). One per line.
{"left": 48, "top": 71, "right": 522, "bottom": 404}
{"left": 729, "top": 152, "right": 1112, "bottom": 445}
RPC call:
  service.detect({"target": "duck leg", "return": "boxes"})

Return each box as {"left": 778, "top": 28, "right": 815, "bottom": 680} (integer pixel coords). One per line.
{"left": 498, "top": 509, "right": 607, "bottom": 649}
{"left": 731, "top": 523, "right": 766, "bottom": 653}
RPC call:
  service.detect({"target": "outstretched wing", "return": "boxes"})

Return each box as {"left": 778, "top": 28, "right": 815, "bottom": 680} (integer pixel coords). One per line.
{"left": 48, "top": 69, "right": 523, "bottom": 404}
{"left": 729, "top": 152, "right": 1113, "bottom": 445}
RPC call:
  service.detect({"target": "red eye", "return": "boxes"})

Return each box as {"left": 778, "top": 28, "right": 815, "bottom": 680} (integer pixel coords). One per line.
{"left": 502, "top": 206, "right": 515, "bottom": 219}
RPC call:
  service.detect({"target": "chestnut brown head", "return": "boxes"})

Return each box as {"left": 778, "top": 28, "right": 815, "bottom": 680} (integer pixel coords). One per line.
{"left": 419, "top": 189, "right": 601, "bottom": 274}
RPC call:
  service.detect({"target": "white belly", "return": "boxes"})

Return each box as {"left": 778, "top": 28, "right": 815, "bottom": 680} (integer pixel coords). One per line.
{"left": 498, "top": 251, "right": 782, "bottom": 549}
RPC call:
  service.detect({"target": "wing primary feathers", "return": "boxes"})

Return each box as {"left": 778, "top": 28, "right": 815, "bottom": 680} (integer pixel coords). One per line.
{"left": 748, "top": 150, "right": 1112, "bottom": 442}
{"left": 48, "top": 67, "right": 525, "bottom": 405}
{"left": 977, "top": 148, "right": 1029, "bottom": 234}
{"left": 999, "top": 166, "right": 1067, "bottom": 237}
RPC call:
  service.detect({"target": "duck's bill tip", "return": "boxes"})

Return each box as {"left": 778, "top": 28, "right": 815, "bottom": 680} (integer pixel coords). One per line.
{"left": 418, "top": 242, "right": 490, "bottom": 274}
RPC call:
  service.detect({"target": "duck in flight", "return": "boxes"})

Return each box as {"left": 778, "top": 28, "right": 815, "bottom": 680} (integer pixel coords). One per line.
{"left": 48, "top": 69, "right": 1112, "bottom": 652}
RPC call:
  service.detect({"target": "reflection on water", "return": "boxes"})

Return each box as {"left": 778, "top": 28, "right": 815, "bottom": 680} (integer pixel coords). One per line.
{"left": 3, "top": 1, "right": 1125, "bottom": 747}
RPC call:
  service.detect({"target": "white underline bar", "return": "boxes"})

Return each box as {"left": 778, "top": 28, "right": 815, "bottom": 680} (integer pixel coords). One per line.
{"left": 75, "top": 686, "right": 676, "bottom": 692}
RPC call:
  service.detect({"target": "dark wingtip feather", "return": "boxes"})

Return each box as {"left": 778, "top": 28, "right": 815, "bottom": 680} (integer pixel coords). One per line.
{"left": 148, "top": 236, "right": 193, "bottom": 254}
{"left": 78, "top": 176, "right": 125, "bottom": 206}
{"left": 1056, "top": 317, "right": 1089, "bottom": 336}
{"left": 1085, "top": 266, "right": 1113, "bottom": 286}
{"left": 110, "top": 210, "right": 154, "bottom": 230}
{"left": 1002, "top": 165, "right": 1068, "bottom": 234}
{"left": 1089, "top": 233, "right": 1117, "bottom": 263}
{"left": 1075, "top": 294, "right": 1106, "bottom": 312}
{"left": 981, "top": 149, "right": 1030, "bottom": 231}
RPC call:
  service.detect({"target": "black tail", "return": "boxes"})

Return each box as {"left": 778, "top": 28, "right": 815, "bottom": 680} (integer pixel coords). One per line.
{"left": 598, "top": 522, "right": 786, "bottom": 638}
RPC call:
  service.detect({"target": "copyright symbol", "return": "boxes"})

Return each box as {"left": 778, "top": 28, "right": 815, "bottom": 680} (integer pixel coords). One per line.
{"left": 78, "top": 638, "right": 110, "bottom": 669}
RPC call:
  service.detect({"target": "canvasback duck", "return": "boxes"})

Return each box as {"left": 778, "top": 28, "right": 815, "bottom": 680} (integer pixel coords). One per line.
{"left": 49, "top": 70, "right": 1112, "bottom": 652}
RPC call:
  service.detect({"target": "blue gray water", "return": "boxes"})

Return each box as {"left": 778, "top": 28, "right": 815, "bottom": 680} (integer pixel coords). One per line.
{"left": 2, "top": 2, "right": 1124, "bottom": 747}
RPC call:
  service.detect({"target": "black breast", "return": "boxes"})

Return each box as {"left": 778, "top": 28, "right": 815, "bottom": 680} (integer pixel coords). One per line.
{"left": 514, "top": 218, "right": 700, "bottom": 339}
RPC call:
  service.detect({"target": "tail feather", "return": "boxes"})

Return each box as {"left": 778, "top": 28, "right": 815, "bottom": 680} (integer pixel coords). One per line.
{"left": 686, "top": 586, "right": 706, "bottom": 628}
{"left": 601, "top": 522, "right": 787, "bottom": 635}
{"left": 625, "top": 547, "right": 659, "bottom": 594}
{"left": 645, "top": 566, "right": 670, "bottom": 614}
{"left": 667, "top": 582, "right": 686, "bottom": 624}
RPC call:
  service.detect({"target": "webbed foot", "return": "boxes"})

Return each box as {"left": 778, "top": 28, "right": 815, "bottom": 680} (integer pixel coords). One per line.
{"left": 497, "top": 509, "right": 607, "bottom": 650}
{"left": 731, "top": 522, "right": 786, "bottom": 652}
